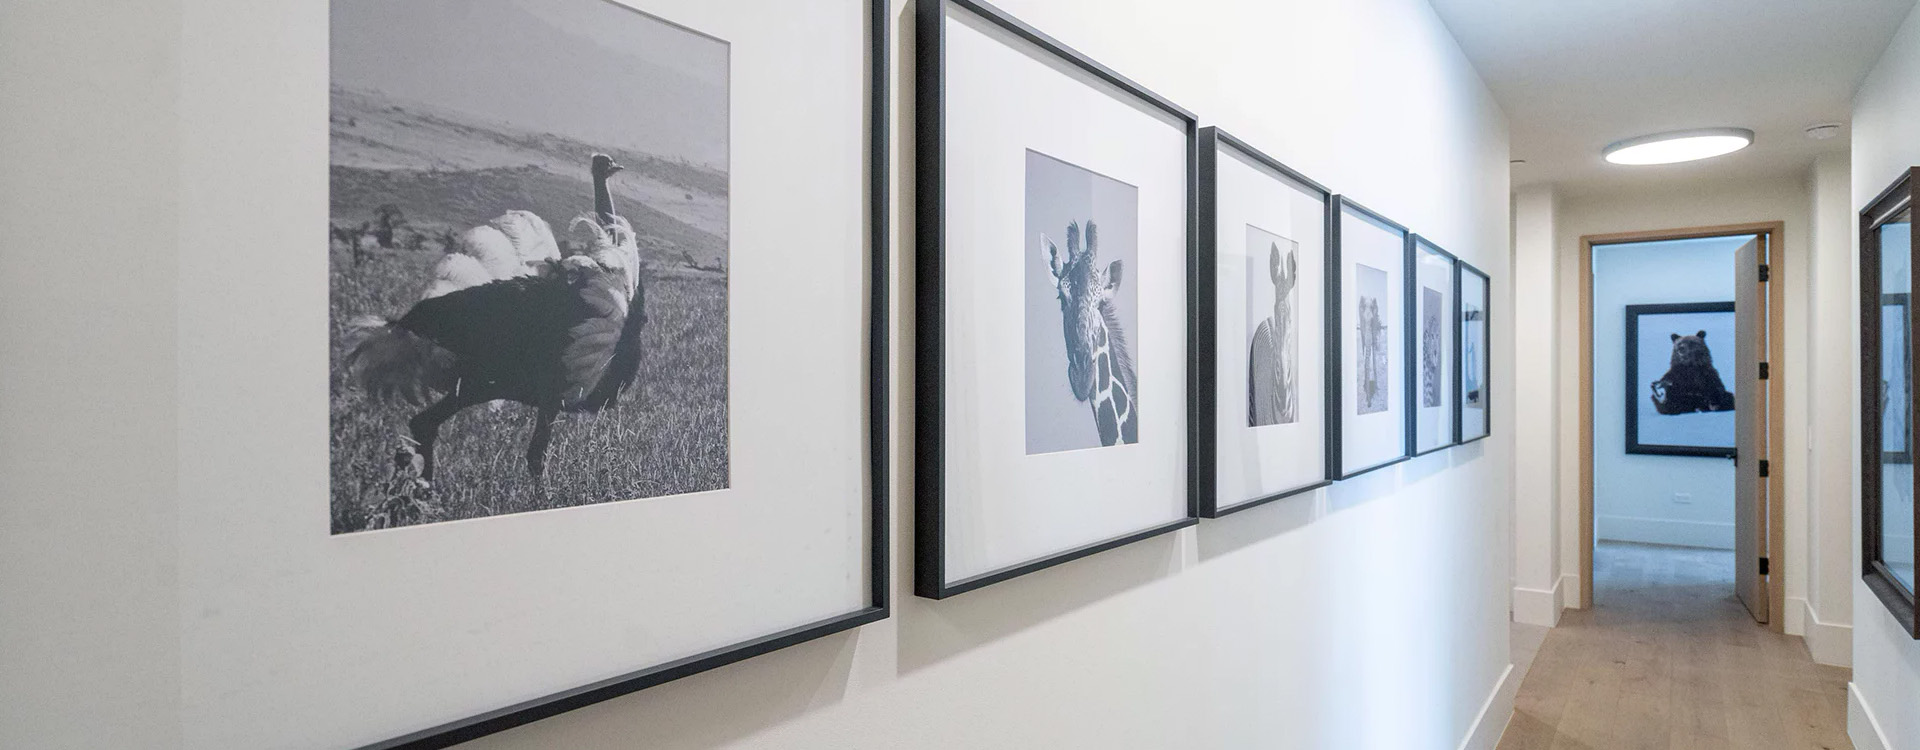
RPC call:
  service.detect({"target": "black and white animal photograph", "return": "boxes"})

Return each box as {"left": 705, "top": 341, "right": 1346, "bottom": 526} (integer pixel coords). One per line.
{"left": 1023, "top": 150, "right": 1141, "bottom": 454}
{"left": 1627, "top": 305, "right": 1734, "bottom": 454}
{"left": 1462, "top": 304, "right": 1485, "bottom": 408}
{"left": 1354, "top": 263, "right": 1391, "bottom": 416}
{"left": 1421, "top": 286, "right": 1443, "bottom": 408}
{"left": 329, "top": 0, "right": 730, "bottom": 533}
{"left": 1247, "top": 228, "right": 1299, "bottom": 427}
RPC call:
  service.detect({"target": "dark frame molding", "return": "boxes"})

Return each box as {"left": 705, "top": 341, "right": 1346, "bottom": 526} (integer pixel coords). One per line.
{"left": 1621, "top": 301, "right": 1738, "bottom": 458}
{"left": 1455, "top": 260, "right": 1491, "bottom": 445}
{"left": 914, "top": 0, "right": 1199, "bottom": 599}
{"left": 1408, "top": 235, "right": 1459, "bottom": 457}
{"left": 1329, "top": 196, "right": 1413, "bottom": 480}
{"left": 1861, "top": 166, "right": 1920, "bottom": 639}
{"left": 1193, "top": 127, "right": 1334, "bottom": 518}
{"left": 358, "top": 2, "right": 894, "bottom": 746}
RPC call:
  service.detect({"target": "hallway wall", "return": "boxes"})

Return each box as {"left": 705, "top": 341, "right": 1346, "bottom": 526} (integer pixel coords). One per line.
{"left": 0, "top": 0, "right": 1517, "bottom": 749}
{"left": 1591, "top": 237, "right": 1745, "bottom": 551}
{"left": 1849, "top": 3, "right": 1920, "bottom": 747}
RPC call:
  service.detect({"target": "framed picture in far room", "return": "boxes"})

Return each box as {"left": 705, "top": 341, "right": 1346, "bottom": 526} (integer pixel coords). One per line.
{"left": 1886, "top": 292, "right": 1912, "bottom": 466}
{"left": 1332, "top": 197, "right": 1412, "bottom": 478}
{"left": 1194, "top": 127, "right": 1332, "bottom": 518}
{"left": 1457, "top": 260, "right": 1491, "bottom": 444}
{"left": 1623, "top": 301, "right": 1737, "bottom": 457}
{"left": 1410, "top": 236, "right": 1458, "bottom": 455}
{"left": 915, "top": 0, "right": 1197, "bottom": 598}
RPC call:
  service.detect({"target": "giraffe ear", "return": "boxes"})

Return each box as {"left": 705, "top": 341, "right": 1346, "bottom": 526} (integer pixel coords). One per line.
{"left": 1042, "top": 234, "right": 1062, "bottom": 279}
{"left": 1105, "top": 260, "right": 1124, "bottom": 292}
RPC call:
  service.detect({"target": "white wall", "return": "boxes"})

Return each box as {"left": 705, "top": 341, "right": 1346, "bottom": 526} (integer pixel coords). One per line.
{"left": 1591, "top": 237, "right": 1744, "bottom": 550}
{"left": 1807, "top": 151, "right": 1858, "bottom": 668}
{"left": 0, "top": 0, "right": 1515, "bottom": 748}
{"left": 1850, "top": 4, "right": 1920, "bottom": 747}
{"left": 1512, "top": 187, "right": 1565, "bottom": 625}
{"left": 1548, "top": 176, "right": 1815, "bottom": 617}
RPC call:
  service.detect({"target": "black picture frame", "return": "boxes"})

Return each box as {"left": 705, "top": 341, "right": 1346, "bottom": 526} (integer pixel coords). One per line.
{"left": 1885, "top": 293, "right": 1912, "bottom": 466}
{"left": 1861, "top": 166, "right": 1920, "bottom": 639}
{"left": 360, "top": 2, "right": 893, "bottom": 746}
{"left": 1621, "top": 301, "right": 1738, "bottom": 458}
{"left": 1409, "top": 235, "right": 1459, "bottom": 457}
{"left": 1455, "top": 260, "right": 1491, "bottom": 445}
{"left": 1194, "top": 127, "right": 1334, "bottom": 518}
{"left": 1329, "top": 196, "right": 1413, "bottom": 480}
{"left": 914, "top": 0, "right": 1199, "bottom": 599}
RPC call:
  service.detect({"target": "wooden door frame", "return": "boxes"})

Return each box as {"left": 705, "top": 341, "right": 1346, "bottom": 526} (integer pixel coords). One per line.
{"left": 1577, "top": 222, "right": 1787, "bottom": 631}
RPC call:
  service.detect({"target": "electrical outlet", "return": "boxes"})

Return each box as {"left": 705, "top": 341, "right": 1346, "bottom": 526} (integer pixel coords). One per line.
{"left": 1673, "top": 492, "right": 1693, "bottom": 504}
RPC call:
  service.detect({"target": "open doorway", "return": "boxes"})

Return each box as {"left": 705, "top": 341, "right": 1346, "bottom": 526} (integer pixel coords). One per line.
{"left": 1577, "top": 223, "right": 1786, "bottom": 630}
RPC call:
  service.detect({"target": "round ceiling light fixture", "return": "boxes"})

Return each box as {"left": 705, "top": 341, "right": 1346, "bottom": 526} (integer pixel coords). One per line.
{"left": 1602, "top": 128, "right": 1754, "bottom": 166}
{"left": 1804, "top": 123, "right": 1844, "bottom": 140}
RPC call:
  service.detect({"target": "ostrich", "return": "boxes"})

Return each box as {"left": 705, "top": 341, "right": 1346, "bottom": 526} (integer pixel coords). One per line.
{"left": 346, "top": 153, "right": 647, "bottom": 485}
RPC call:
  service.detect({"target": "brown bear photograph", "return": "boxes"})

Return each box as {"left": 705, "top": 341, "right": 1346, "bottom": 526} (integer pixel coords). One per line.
{"left": 1624, "top": 302, "right": 1736, "bottom": 457}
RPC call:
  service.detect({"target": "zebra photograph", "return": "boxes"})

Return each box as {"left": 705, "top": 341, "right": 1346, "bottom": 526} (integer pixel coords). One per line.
{"left": 1024, "top": 150, "right": 1141, "bottom": 455}
{"left": 1247, "top": 228, "right": 1300, "bottom": 427}
{"left": 328, "top": 0, "right": 731, "bottom": 533}
{"left": 1355, "top": 263, "right": 1391, "bottom": 415}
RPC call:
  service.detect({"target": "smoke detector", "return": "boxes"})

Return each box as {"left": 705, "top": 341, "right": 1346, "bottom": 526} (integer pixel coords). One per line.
{"left": 1805, "top": 123, "right": 1844, "bottom": 140}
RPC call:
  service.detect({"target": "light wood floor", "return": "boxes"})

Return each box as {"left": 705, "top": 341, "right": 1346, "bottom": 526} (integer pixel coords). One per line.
{"left": 1496, "top": 542, "right": 1852, "bottom": 750}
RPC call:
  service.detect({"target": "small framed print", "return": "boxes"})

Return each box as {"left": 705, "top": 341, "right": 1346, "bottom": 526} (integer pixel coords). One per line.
{"left": 1457, "top": 260, "right": 1491, "bottom": 444}
{"left": 1331, "top": 197, "right": 1412, "bottom": 478}
{"left": 915, "top": 0, "right": 1197, "bottom": 598}
{"left": 1195, "top": 127, "right": 1332, "bottom": 517}
{"left": 1410, "top": 236, "right": 1458, "bottom": 455}
{"left": 1623, "top": 301, "right": 1736, "bottom": 457}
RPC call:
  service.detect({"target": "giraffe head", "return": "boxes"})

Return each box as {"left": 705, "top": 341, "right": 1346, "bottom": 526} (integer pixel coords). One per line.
{"left": 1043, "top": 221, "right": 1122, "bottom": 402}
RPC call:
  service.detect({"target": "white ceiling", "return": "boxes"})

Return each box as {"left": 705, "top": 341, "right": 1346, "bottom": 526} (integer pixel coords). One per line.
{"left": 1428, "top": 0, "right": 1917, "bottom": 196}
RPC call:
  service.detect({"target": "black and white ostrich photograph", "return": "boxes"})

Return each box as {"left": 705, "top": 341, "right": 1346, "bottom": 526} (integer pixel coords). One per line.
{"left": 329, "top": 0, "right": 730, "bottom": 533}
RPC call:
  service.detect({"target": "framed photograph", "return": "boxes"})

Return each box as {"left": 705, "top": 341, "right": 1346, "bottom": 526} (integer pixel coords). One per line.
{"left": 1623, "top": 302, "right": 1736, "bottom": 457}
{"left": 1457, "top": 260, "right": 1491, "bottom": 444}
{"left": 1887, "top": 293, "right": 1911, "bottom": 465}
{"left": 1331, "top": 197, "right": 1412, "bottom": 478}
{"left": 211, "top": 1, "right": 891, "bottom": 746}
{"left": 1862, "top": 166, "right": 1919, "bottom": 638}
{"left": 1411, "top": 236, "right": 1458, "bottom": 455}
{"left": 1194, "top": 128, "right": 1332, "bottom": 517}
{"left": 916, "top": 0, "right": 1197, "bottom": 598}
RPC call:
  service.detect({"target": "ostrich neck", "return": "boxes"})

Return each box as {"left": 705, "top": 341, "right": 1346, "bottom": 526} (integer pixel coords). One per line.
{"left": 594, "top": 175, "right": 617, "bottom": 226}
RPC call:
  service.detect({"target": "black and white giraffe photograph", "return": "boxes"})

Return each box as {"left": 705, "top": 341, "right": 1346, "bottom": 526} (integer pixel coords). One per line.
{"left": 1421, "top": 286, "right": 1443, "bottom": 407}
{"left": 328, "top": 0, "right": 731, "bottom": 533}
{"left": 1354, "top": 263, "right": 1391, "bottom": 416}
{"left": 1024, "top": 150, "right": 1141, "bottom": 454}
{"left": 1247, "top": 227, "right": 1300, "bottom": 427}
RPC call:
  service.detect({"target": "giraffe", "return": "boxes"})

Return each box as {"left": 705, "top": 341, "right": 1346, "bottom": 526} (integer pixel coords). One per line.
{"left": 1248, "top": 240, "right": 1299, "bottom": 426}
{"left": 1042, "top": 220, "right": 1138, "bottom": 446}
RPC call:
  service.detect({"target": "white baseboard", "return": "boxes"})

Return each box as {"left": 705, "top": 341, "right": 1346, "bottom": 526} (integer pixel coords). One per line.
{"left": 1850, "top": 682, "right": 1893, "bottom": 750}
{"left": 1459, "top": 664, "right": 1519, "bottom": 750}
{"left": 1513, "top": 576, "right": 1564, "bottom": 627}
{"left": 1800, "top": 598, "right": 1853, "bottom": 667}
{"left": 1595, "top": 514, "right": 1735, "bottom": 550}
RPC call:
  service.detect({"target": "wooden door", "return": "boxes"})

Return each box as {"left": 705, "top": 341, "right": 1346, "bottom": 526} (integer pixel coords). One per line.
{"left": 1734, "top": 235, "right": 1768, "bottom": 623}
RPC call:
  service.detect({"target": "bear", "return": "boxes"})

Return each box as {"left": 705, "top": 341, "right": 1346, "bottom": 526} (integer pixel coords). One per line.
{"left": 1649, "top": 329, "right": 1735, "bottom": 415}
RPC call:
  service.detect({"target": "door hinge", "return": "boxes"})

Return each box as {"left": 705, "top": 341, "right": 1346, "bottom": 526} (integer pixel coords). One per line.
{"left": 1758, "top": 459, "right": 1770, "bottom": 478}
{"left": 1758, "top": 263, "right": 1771, "bottom": 283}
{"left": 1758, "top": 362, "right": 1770, "bottom": 380}
{"left": 1759, "top": 557, "right": 1770, "bottom": 576}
